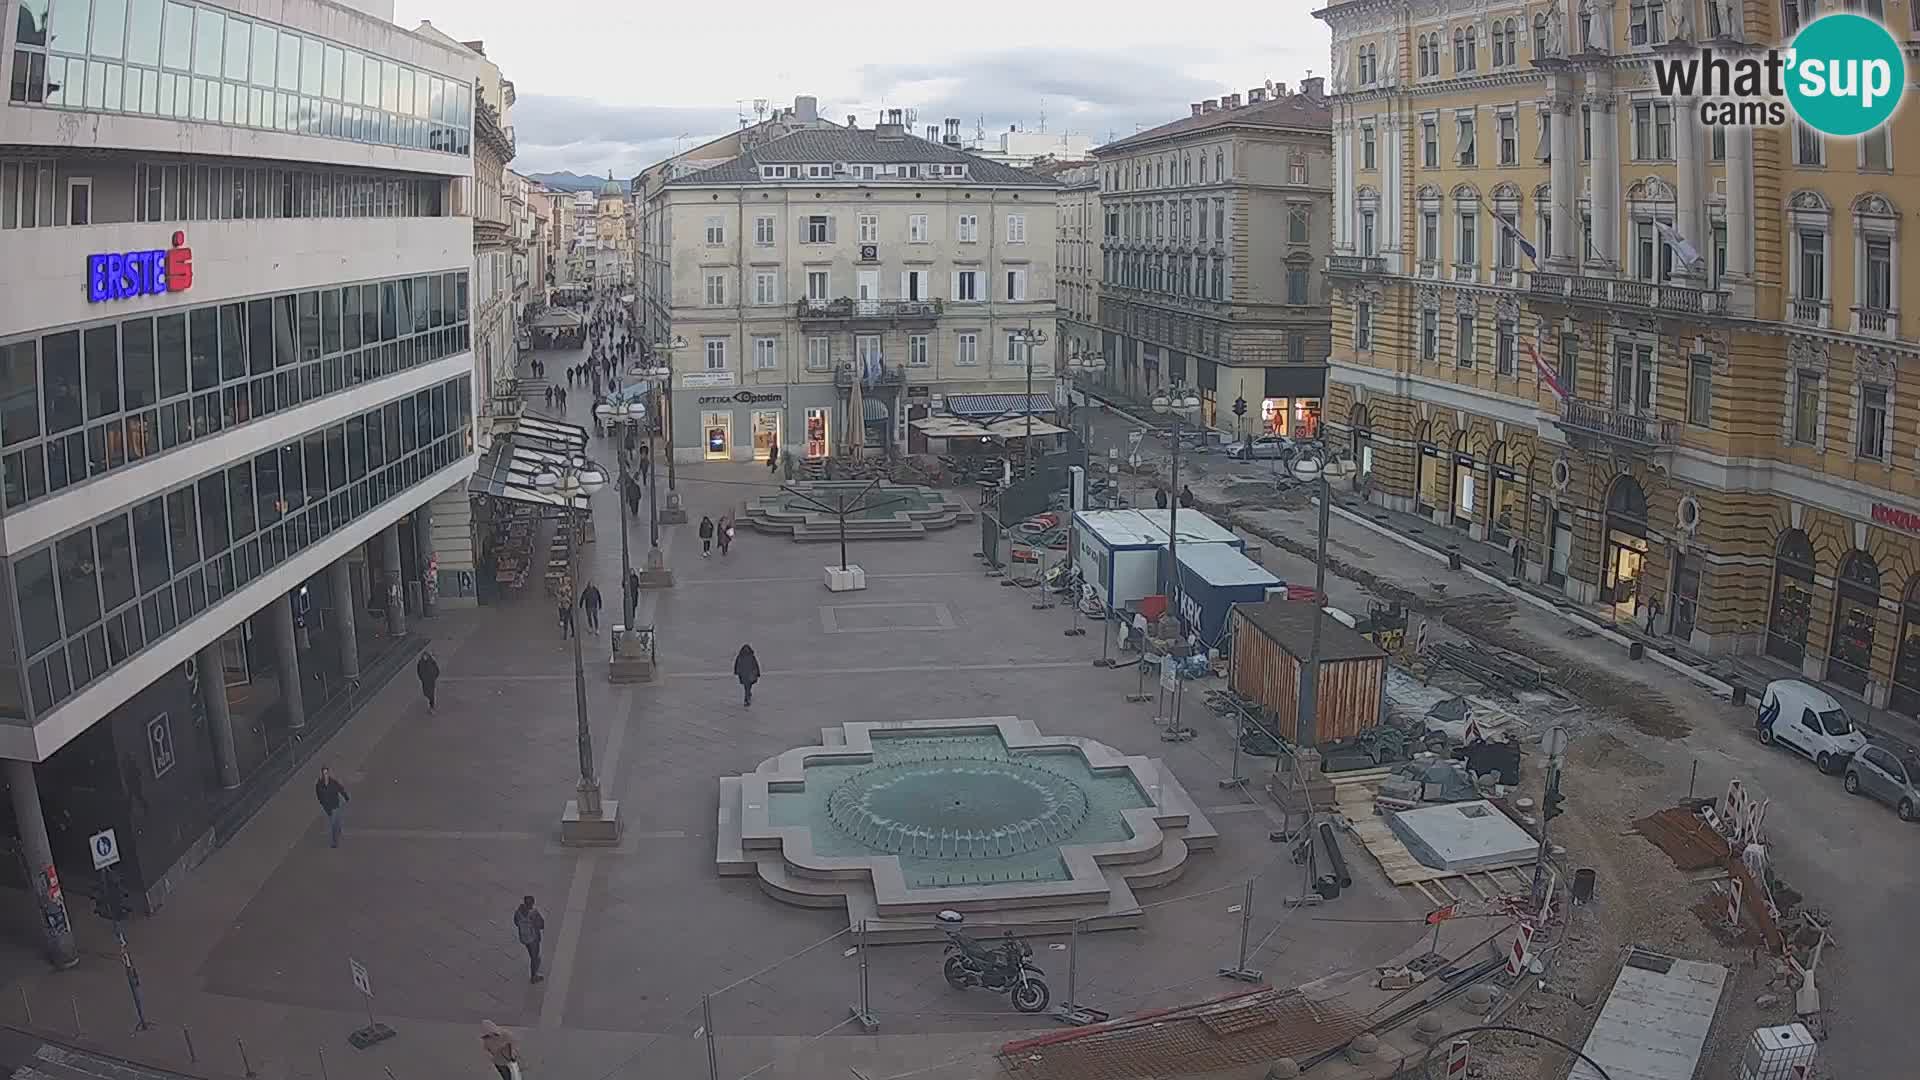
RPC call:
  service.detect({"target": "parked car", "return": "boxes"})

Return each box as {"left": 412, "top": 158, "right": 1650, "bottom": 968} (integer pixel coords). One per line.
{"left": 1756, "top": 678, "right": 1869, "bottom": 774}
{"left": 1843, "top": 739, "right": 1920, "bottom": 821}
{"left": 1225, "top": 436, "right": 1296, "bottom": 460}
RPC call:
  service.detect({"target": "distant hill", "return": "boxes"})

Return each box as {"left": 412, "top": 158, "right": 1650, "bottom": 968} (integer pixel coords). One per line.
{"left": 526, "top": 171, "right": 630, "bottom": 194}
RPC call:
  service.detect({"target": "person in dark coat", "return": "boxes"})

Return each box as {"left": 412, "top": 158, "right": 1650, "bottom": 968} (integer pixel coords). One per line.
{"left": 733, "top": 644, "right": 761, "bottom": 706}
{"left": 580, "top": 581, "right": 603, "bottom": 631}
{"left": 1154, "top": 487, "right": 1169, "bottom": 510}
{"left": 624, "top": 569, "right": 641, "bottom": 628}
{"left": 699, "top": 516, "right": 715, "bottom": 558}
{"left": 767, "top": 444, "right": 780, "bottom": 475}
{"left": 1179, "top": 485, "right": 1195, "bottom": 508}
{"left": 416, "top": 650, "right": 440, "bottom": 712}
{"left": 315, "top": 767, "right": 349, "bottom": 848}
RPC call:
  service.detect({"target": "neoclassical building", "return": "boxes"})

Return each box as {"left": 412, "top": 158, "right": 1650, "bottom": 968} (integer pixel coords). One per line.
{"left": 1319, "top": 0, "right": 1920, "bottom": 712}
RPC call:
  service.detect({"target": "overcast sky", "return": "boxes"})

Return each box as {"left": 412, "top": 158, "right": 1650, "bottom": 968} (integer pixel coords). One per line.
{"left": 392, "top": 0, "right": 1331, "bottom": 178}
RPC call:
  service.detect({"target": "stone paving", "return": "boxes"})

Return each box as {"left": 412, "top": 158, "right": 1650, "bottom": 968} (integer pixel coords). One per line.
{"left": 0, "top": 358, "right": 1427, "bottom": 1080}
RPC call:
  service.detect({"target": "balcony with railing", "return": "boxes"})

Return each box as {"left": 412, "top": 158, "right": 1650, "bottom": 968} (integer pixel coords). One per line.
{"left": 1851, "top": 305, "right": 1897, "bottom": 337}
{"left": 1790, "top": 297, "right": 1830, "bottom": 327}
{"left": 1556, "top": 399, "right": 1679, "bottom": 453}
{"left": 1452, "top": 263, "right": 1480, "bottom": 283}
{"left": 1491, "top": 266, "right": 1518, "bottom": 287}
{"left": 1528, "top": 271, "right": 1729, "bottom": 317}
{"left": 833, "top": 362, "right": 909, "bottom": 392}
{"left": 1327, "top": 254, "right": 1385, "bottom": 276}
{"left": 796, "top": 298, "right": 944, "bottom": 325}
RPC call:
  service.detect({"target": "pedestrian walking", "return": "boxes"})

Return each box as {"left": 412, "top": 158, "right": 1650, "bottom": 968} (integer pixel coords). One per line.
{"left": 544, "top": 386, "right": 555, "bottom": 409}
{"left": 480, "top": 1022, "right": 521, "bottom": 1080}
{"left": 624, "top": 569, "right": 641, "bottom": 623}
{"left": 1645, "top": 593, "right": 1663, "bottom": 635}
{"left": 699, "top": 515, "right": 715, "bottom": 558}
{"left": 513, "top": 896, "right": 546, "bottom": 984}
{"left": 416, "top": 649, "right": 440, "bottom": 712}
{"left": 734, "top": 644, "right": 761, "bottom": 706}
{"left": 1179, "top": 484, "right": 1195, "bottom": 508}
{"left": 767, "top": 444, "right": 780, "bottom": 475}
{"left": 580, "top": 581, "right": 603, "bottom": 631}
{"left": 315, "top": 767, "right": 349, "bottom": 848}
{"left": 557, "top": 597, "right": 574, "bottom": 639}
{"left": 1154, "top": 487, "right": 1168, "bottom": 510}
{"left": 717, "top": 513, "right": 735, "bottom": 556}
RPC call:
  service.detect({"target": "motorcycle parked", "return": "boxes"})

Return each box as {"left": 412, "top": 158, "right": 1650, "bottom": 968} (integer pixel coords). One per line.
{"left": 936, "top": 910, "right": 1050, "bottom": 1013}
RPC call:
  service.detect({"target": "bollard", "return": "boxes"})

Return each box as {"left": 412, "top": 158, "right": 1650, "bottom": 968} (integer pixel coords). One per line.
{"left": 702, "top": 994, "right": 719, "bottom": 1080}
{"left": 183, "top": 1027, "right": 198, "bottom": 1064}
{"left": 848, "top": 920, "right": 878, "bottom": 1032}
{"left": 70, "top": 996, "right": 82, "bottom": 1039}
{"left": 238, "top": 1038, "right": 257, "bottom": 1079}
{"left": 18, "top": 986, "right": 30, "bottom": 1028}
{"left": 317, "top": 1046, "right": 330, "bottom": 1080}
{"left": 1049, "top": 920, "right": 1107, "bottom": 1026}
{"left": 1219, "top": 878, "right": 1264, "bottom": 982}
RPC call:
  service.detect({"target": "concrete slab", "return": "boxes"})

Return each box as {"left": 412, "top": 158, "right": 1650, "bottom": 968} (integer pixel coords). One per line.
{"left": 1387, "top": 800, "right": 1537, "bottom": 872}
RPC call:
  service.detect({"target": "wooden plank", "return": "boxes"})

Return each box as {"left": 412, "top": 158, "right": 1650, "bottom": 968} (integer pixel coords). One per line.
{"left": 1460, "top": 873, "right": 1491, "bottom": 900}
{"left": 1413, "top": 880, "right": 1442, "bottom": 906}
{"left": 1433, "top": 878, "right": 1460, "bottom": 902}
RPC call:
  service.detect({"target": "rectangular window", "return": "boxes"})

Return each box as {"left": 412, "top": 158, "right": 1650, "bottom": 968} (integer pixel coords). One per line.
{"left": 754, "top": 272, "right": 778, "bottom": 306}
{"left": 1421, "top": 120, "right": 1438, "bottom": 168}
{"left": 1860, "top": 384, "right": 1889, "bottom": 459}
{"left": 1421, "top": 310, "right": 1438, "bottom": 361}
{"left": 1862, "top": 128, "right": 1891, "bottom": 171}
{"left": 1496, "top": 322, "right": 1516, "bottom": 374}
{"left": 956, "top": 271, "right": 980, "bottom": 302}
{"left": 753, "top": 336, "right": 777, "bottom": 371}
{"left": 1798, "top": 229, "right": 1826, "bottom": 299}
{"left": 1007, "top": 214, "right": 1027, "bottom": 242}
{"left": 704, "top": 273, "right": 726, "bottom": 306}
{"left": 909, "top": 213, "right": 929, "bottom": 242}
{"left": 754, "top": 214, "right": 775, "bottom": 245}
{"left": 1687, "top": 357, "right": 1712, "bottom": 427}
{"left": 1796, "top": 121, "right": 1823, "bottom": 166}
{"left": 1456, "top": 116, "right": 1476, "bottom": 165}
{"left": 1356, "top": 301, "right": 1373, "bottom": 350}
{"left": 1864, "top": 236, "right": 1893, "bottom": 310}
{"left": 1456, "top": 313, "right": 1475, "bottom": 368}
{"left": 1286, "top": 332, "right": 1305, "bottom": 364}
{"left": 1286, "top": 268, "right": 1308, "bottom": 304}
{"left": 705, "top": 215, "right": 725, "bottom": 245}
{"left": 806, "top": 337, "right": 832, "bottom": 371}
{"left": 908, "top": 334, "right": 929, "bottom": 367}
{"left": 1288, "top": 204, "right": 1309, "bottom": 243}
{"left": 956, "top": 332, "right": 979, "bottom": 365}
{"left": 1458, "top": 213, "right": 1477, "bottom": 265}
{"left": 806, "top": 270, "right": 829, "bottom": 301}
{"left": 957, "top": 214, "right": 977, "bottom": 242}
{"left": 703, "top": 338, "right": 727, "bottom": 371}
{"left": 805, "top": 214, "right": 830, "bottom": 243}
{"left": 1004, "top": 269, "right": 1027, "bottom": 301}
{"left": 66, "top": 177, "right": 90, "bottom": 226}
{"left": 858, "top": 214, "right": 878, "bottom": 242}
{"left": 1793, "top": 369, "right": 1820, "bottom": 443}
{"left": 1499, "top": 114, "right": 1517, "bottom": 164}
{"left": 1361, "top": 124, "right": 1376, "bottom": 170}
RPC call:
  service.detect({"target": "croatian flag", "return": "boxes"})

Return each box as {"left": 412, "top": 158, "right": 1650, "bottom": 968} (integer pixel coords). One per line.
{"left": 1653, "top": 220, "right": 1703, "bottom": 270}
{"left": 1521, "top": 336, "right": 1567, "bottom": 401}
{"left": 1498, "top": 215, "right": 1539, "bottom": 268}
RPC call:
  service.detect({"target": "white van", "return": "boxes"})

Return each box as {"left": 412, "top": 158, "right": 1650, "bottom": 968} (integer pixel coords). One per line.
{"left": 1756, "top": 679, "right": 1869, "bottom": 774}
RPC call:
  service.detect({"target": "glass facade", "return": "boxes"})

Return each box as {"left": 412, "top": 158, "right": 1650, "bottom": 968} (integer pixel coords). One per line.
{"left": 9, "top": 0, "right": 473, "bottom": 156}
{"left": 8, "top": 372, "right": 473, "bottom": 719}
{"left": 134, "top": 161, "right": 445, "bottom": 222}
{"left": 0, "top": 270, "right": 471, "bottom": 510}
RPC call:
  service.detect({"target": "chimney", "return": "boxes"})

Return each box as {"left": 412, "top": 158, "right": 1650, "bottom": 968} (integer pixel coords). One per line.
{"left": 1299, "top": 76, "right": 1324, "bottom": 98}
{"left": 1249, "top": 87, "right": 1267, "bottom": 103}
{"left": 1191, "top": 103, "right": 1203, "bottom": 117}
{"left": 1225, "top": 93, "right": 1242, "bottom": 108}
{"left": 793, "top": 95, "right": 818, "bottom": 123}
{"left": 846, "top": 114, "right": 858, "bottom": 128}
{"left": 876, "top": 108, "right": 906, "bottom": 139}
{"left": 927, "top": 125, "right": 940, "bottom": 142}
{"left": 944, "top": 118, "right": 962, "bottom": 146}
{"left": 1274, "top": 81, "right": 1289, "bottom": 97}
{"left": 1202, "top": 99, "right": 1218, "bottom": 113}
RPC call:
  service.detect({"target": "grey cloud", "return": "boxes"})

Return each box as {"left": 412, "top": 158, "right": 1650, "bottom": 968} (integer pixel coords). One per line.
{"left": 509, "top": 94, "right": 741, "bottom": 173}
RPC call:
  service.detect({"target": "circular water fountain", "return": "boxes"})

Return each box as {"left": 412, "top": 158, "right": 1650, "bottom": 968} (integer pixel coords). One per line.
{"left": 825, "top": 756, "right": 1092, "bottom": 860}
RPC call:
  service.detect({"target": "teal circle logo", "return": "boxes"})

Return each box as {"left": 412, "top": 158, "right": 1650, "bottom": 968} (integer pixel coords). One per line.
{"left": 1786, "top": 14, "right": 1906, "bottom": 137}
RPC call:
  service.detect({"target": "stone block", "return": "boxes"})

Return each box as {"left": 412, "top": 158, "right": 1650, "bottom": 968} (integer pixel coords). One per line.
{"left": 560, "top": 799, "right": 622, "bottom": 846}
{"left": 825, "top": 565, "right": 868, "bottom": 592}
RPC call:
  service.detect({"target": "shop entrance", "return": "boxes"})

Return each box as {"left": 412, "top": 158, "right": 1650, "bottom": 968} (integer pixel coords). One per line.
{"left": 1348, "top": 405, "right": 1374, "bottom": 486}
{"left": 1671, "top": 552, "right": 1700, "bottom": 642}
{"left": 1486, "top": 442, "right": 1528, "bottom": 548}
{"left": 702, "top": 412, "right": 732, "bottom": 460}
{"left": 1828, "top": 550, "right": 1882, "bottom": 694}
{"left": 1548, "top": 509, "right": 1573, "bottom": 588}
{"left": 805, "top": 408, "right": 831, "bottom": 459}
{"left": 751, "top": 410, "right": 781, "bottom": 461}
{"left": 1767, "top": 529, "right": 1816, "bottom": 665}
{"left": 1450, "top": 434, "right": 1476, "bottom": 532}
{"left": 1416, "top": 442, "right": 1443, "bottom": 517}
{"left": 1891, "top": 577, "right": 1920, "bottom": 715}
{"left": 1600, "top": 476, "right": 1649, "bottom": 620}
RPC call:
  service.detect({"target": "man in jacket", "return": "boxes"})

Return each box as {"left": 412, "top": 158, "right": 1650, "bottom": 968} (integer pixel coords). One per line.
{"left": 580, "top": 582, "right": 604, "bottom": 631}
{"left": 415, "top": 650, "right": 440, "bottom": 712}
{"left": 315, "top": 767, "right": 349, "bottom": 848}
{"left": 513, "top": 895, "right": 546, "bottom": 984}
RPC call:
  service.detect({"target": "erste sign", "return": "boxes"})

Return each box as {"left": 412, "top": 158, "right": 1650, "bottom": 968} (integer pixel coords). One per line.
{"left": 87, "top": 231, "right": 194, "bottom": 304}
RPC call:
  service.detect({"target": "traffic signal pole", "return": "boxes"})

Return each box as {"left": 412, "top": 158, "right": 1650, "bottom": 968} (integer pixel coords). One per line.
{"left": 96, "top": 868, "right": 150, "bottom": 1031}
{"left": 1529, "top": 729, "right": 1568, "bottom": 913}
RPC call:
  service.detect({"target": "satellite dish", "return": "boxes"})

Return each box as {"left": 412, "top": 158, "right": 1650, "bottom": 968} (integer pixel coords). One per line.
{"left": 1265, "top": 79, "right": 1276, "bottom": 94}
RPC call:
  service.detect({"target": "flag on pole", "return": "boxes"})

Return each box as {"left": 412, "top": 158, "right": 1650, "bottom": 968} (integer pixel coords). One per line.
{"left": 1653, "top": 220, "right": 1703, "bottom": 270}
{"left": 1497, "top": 215, "right": 1539, "bottom": 268}
{"left": 1522, "top": 336, "right": 1567, "bottom": 401}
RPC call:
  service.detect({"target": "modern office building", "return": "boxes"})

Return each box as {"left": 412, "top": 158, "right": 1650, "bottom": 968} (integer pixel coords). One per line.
{"left": 654, "top": 112, "right": 1059, "bottom": 463}
{"left": 1092, "top": 82, "right": 1333, "bottom": 440}
{"left": 0, "top": 0, "right": 481, "bottom": 964}
{"left": 1317, "top": 0, "right": 1920, "bottom": 711}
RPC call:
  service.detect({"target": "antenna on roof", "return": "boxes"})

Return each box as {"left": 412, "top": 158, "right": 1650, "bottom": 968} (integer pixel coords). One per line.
{"left": 1039, "top": 102, "right": 1047, "bottom": 132}
{"left": 754, "top": 98, "right": 769, "bottom": 120}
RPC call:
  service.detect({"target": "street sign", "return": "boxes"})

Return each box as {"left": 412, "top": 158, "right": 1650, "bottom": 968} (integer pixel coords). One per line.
{"left": 1541, "top": 726, "right": 1569, "bottom": 762}
{"left": 350, "top": 958, "right": 372, "bottom": 998}
{"left": 1158, "top": 654, "right": 1177, "bottom": 691}
{"left": 1505, "top": 921, "right": 1536, "bottom": 977}
{"left": 89, "top": 829, "right": 120, "bottom": 870}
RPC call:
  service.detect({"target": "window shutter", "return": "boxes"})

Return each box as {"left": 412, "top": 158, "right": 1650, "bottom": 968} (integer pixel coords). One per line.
{"left": 900, "top": 271, "right": 910, "bottom": 299}
{"left": 797, "top": 214, "right": 808, "bottom": 243}
{"left": 826, "top": 214, "right": 837, "bottom": 243}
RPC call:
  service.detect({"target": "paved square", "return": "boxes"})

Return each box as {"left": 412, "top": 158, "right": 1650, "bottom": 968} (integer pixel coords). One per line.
{"left": 818, "top": 602, "right": 958, "bottom": 633}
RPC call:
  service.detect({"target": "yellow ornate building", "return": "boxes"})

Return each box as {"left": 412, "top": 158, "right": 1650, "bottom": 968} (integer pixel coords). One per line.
{"left": 1317, "top": 0, "right": 1920, "bottom": 713}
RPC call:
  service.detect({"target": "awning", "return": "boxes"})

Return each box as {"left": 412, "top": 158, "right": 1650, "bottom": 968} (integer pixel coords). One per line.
{"left": 946, "top": 393, "right": 1057, "bottom": 420}
{"left": 466, "top": 437, "right": 598, "bottom": 512}
{"left": 984, "top": 417, "right": 1068, "bottom": 439}
{"left": 513, "top": 415, "right": 589, "bottom": 454}
{"left": 911, "top": 417, "right": 991, "bottom": 438}
{"left": 862, "top": 398, "right": 891, "bottom": 421}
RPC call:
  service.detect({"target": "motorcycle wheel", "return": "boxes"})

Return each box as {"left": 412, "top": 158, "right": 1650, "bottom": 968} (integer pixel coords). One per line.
{"left": 1011, "top": 978, "right": 1051, "bottom": 1014}
{"left": 943, "top": 956, "right": 971, "bottom": 990}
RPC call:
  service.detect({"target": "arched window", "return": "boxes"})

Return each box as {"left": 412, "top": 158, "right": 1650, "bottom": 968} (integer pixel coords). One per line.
{"left": 1454, "top": 27, "right": 1466, "bottom": 71}
{"left": 1214, "top": 150, "right": 1225, "bottom": 181}
{"left": 1768, "top": 529, "right": 1817, "bottom": 664}
{"left": 1465, "top": 26, "right": 1478, "bottom": 70}
{"left": 1184, "top": 155, "right": 1192, "bottom": 184}
{"left": 1831, "top": 550, "right": 1884, "bottom": 692}
{"left": 1199, "top": 154, "right": 1208, "bottom": 183}
{"left": 1491, "top": 21, "right": 1506, "bottom": 66}
{"left": 1416, "top": 34, "right": 1428, "bottom": 75}
{"left": 1533, "top": 12, "right": 1548, "bottom": 57}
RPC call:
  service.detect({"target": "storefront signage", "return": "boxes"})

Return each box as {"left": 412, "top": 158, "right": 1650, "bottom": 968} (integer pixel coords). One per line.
{"left": 1420, "top": 445, "right": 1440, "bottom": 457}
{"left": 1454, "top": 453, "right": 1474, "bottom": 466}
{"left": 697, "top": 390, "right": 784, "bottom": 405}
{"left": 87, "top": 231, "right": 193, "bottom": 303}
{"left": 1871, "top": 502, "right": 1920, "bottom": 534}
{"left": 680, "top": 371, "right": 737, "bottom": 388}
{"left": 907, "top": 386, "right": 931, "bottom": 398}
{"left": 1493, "top": 466, "right": 1521, "bottom": 482}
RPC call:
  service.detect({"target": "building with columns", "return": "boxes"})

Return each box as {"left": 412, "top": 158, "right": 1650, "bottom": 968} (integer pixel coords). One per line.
{"left": 1318, "top": 0, "right": 1920, "bottom": 712}
{"left": 1092, "top": 83, "right": 1333, "bottom": 439}
{"left": 0, "top": 0, "right": 481, "bottom": 962}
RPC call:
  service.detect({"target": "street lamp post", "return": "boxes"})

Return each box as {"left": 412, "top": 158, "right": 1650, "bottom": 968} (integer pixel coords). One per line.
{"left": 1281, "top": 444, "right": 1334, "bottom": 756}
{"left": 1010, "top": 326, "right": 1050, "bottom": 480}
{"left": 1060, "top": 351, "right": 1103, "bottom": 639}
{"left": 1153, "top": 384, "right": 1201, "bottom": 741}
{"left": 652, "top": 335, "right": 688, "bottom": 523}
{"left": 638, "top": 362, "right": 676, "bottom": 587}
{"left": 538, "top": 457, "right": 620, "bottom": 846}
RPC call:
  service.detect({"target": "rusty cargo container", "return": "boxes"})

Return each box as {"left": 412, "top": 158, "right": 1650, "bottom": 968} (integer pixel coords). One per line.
{"left": 1229, "top": 599, "right": 1388, "bottom": 745}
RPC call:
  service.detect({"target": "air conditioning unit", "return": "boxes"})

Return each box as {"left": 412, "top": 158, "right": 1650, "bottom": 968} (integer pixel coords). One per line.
{"left": 834, "top": 162, "right": 849, "bottom": 173}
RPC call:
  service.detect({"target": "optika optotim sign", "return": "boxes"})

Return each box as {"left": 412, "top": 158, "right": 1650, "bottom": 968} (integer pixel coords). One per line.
{"left": 87, "top": 231, "right": 194, "bottom": 303}
{"left": 1650, "top": 14, "right": 1906, "bottom": 137}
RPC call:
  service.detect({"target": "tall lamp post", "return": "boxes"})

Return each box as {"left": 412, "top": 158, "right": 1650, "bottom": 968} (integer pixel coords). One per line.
{"left": 1281, "top": 442, "right": 1334, "bottom": 758}
{"left": 538, "top": 456, "right": 621, "bottom": 846}
{"left": 651, "top": 334, "right": 688, "bottom": 523}
{"left": 1059, "top": 350, "right": 1103, "bottom": 638}
{"left": 638, "top": 362, "right": 676, "bottom": 587}
{"left": 1153, "top": 383, "right": 1201, "bottom": 740}
{"left": 1010, "top": 325, "right": 1050, "bottom": 480}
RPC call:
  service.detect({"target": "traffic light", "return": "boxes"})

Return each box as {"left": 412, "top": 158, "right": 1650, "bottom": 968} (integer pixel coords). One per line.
{"left": 1543, "top": 788, "right": 1566, "bottom": 821}
{"left": 1232, "top": 396, "right": 1248, "bottom": 418}
{"left": 92, "top": 868, "right": 130, "bottom": 923}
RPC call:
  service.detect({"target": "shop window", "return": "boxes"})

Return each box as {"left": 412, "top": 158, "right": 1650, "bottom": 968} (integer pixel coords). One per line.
{"left": 1829, "top": 550, "right": 1882, "bottom": 694}
{"left": 1891, "top": 576, "right": 1920, "bottom": 715}
{"left": 1768, "top": 529, "right": 1817, "bottom": 665}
